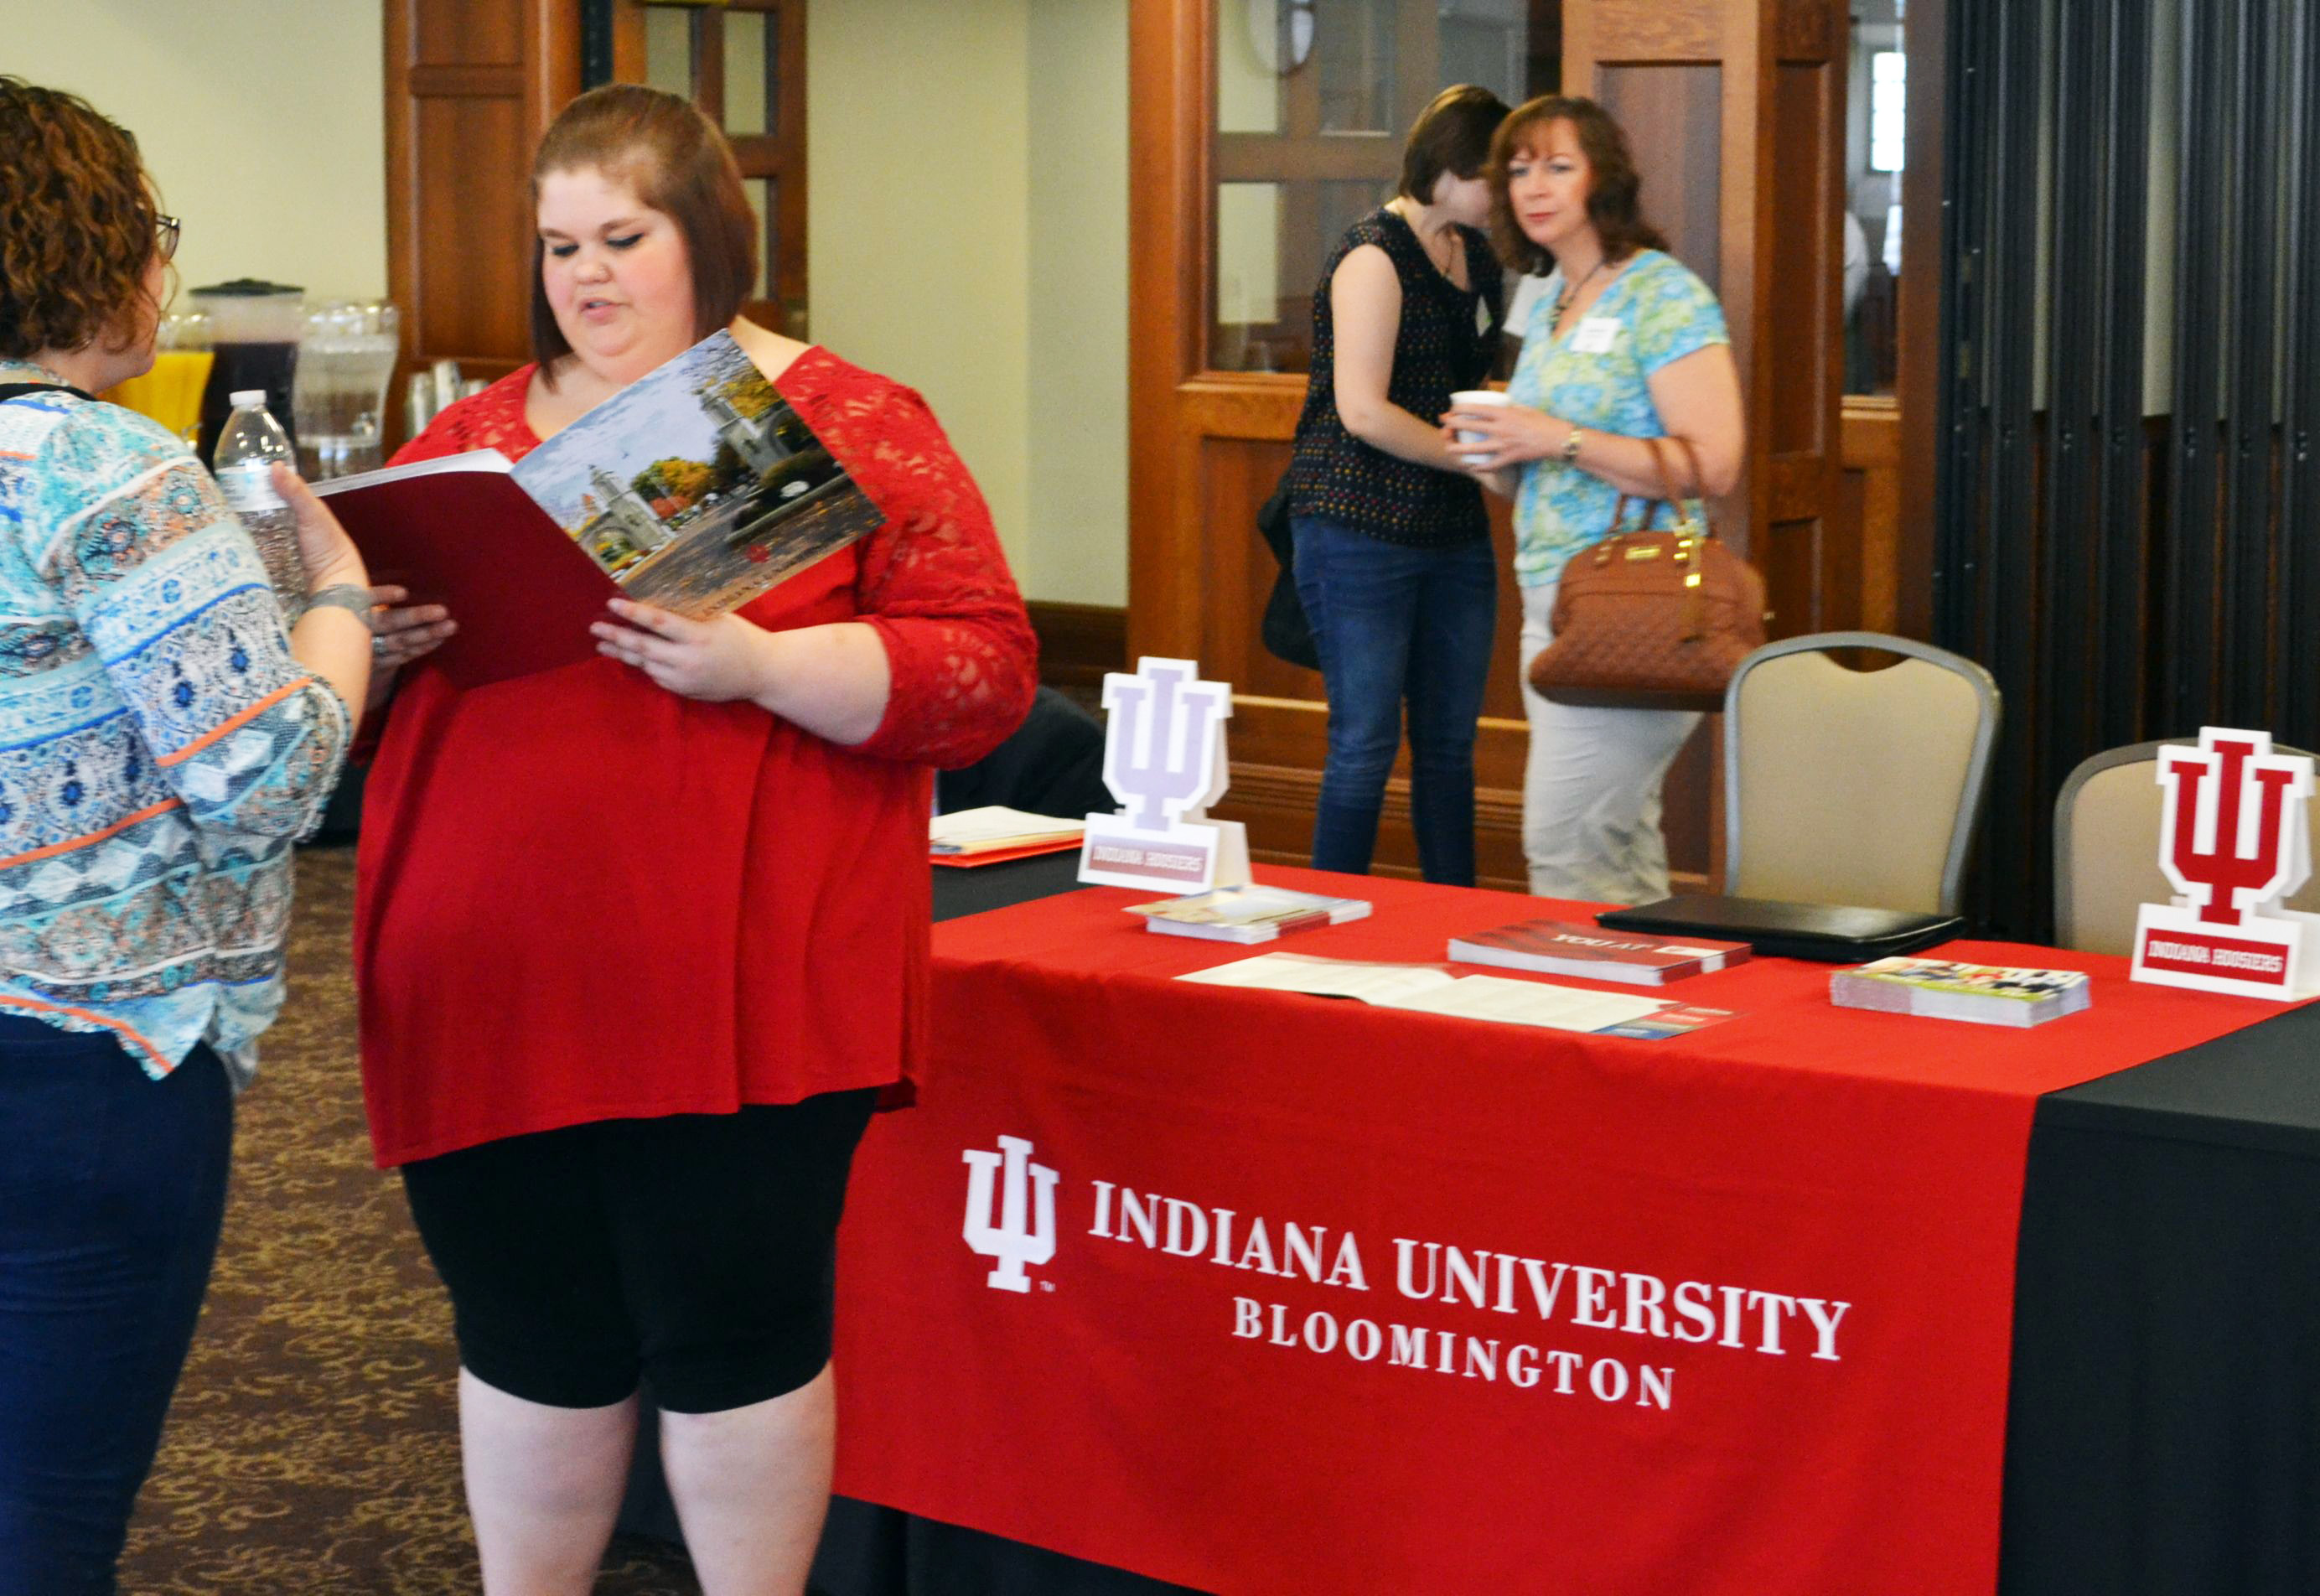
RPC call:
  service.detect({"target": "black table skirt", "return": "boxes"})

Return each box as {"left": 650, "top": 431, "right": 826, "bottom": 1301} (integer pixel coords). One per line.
{"left": 629, "top": 855, "right": 2320, "bottom": 1594}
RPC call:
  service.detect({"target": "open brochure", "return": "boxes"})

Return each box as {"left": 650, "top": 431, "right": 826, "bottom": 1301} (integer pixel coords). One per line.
{"left": 316, "top": 330, "right": 883, "bottom": 687}
{"left": 1177, "top": 953, "right": 1735, "bottom": 1037}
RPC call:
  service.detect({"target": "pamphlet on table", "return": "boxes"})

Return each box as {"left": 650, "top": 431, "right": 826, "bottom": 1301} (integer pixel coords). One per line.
{"left": 315, "top": 330, "right": 883, "bottom": 687}
{"left": 1832, "top": 957, "right": 2091, "bottom": 1027}
{"left": 930, "top": 806, "right": 1085, "bottom": 867}
{"left": 1178, "top": 953, "right": 1734, "bottom": 1037}
{"left": 1129, "top": 884, "right": 1373, "bottom": 943}
{"left": 1447, "top": 919, "right": 1750, "bottom": 984}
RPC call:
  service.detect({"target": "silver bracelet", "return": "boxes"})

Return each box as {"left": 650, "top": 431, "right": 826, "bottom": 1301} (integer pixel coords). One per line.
{"left": 303, "top": 583, "right": 375, "bottom": 622}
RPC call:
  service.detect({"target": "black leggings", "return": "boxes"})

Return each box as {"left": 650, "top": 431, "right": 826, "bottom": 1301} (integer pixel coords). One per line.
{"left": 400, "top": 1089, "right": 876, "bottom": 1413}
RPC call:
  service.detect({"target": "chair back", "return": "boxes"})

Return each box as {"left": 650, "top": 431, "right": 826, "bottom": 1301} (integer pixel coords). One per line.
{"left": 1724, "top": 632, "right": 2000, "bottom": 916}
{"left": 2053, "top": 738, "right": 2320, "bottom": 954}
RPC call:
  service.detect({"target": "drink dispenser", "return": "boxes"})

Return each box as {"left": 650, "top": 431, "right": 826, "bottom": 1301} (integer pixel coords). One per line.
{"left": 294, "top": 301, "right": 401, "bottom": 480}
{"left": 188, "top": 279, "right": 304, "bottom": 467}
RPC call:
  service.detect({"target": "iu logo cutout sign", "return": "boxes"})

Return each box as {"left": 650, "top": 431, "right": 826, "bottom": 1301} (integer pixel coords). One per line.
{"left": 1078, "top": 656, "right": 1252, "bottom": 892}
{"left": 2131, "top": 728, "right": 2320, "bottom": 1000}
{"left": 961, "top": 1135, "right": 1059, "bottom": 1293}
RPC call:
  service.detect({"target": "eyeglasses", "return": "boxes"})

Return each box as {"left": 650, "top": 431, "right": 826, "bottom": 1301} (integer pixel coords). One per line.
{"left": 156, "top": 215, "right": 181, "bottom": 262}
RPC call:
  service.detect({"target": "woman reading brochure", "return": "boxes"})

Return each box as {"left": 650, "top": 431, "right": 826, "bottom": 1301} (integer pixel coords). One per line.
{"left": 355, "top": 86, "right": 1035, "bottom": 1593}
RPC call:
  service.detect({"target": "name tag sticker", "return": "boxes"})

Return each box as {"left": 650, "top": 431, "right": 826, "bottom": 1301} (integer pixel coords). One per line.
{"left": 1572, "top": 316, "right": 1623, "bottom": 354}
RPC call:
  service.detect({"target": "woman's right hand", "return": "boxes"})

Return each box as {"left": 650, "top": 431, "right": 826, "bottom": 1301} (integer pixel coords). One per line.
{"left": 366, "top": 585, "right": 457, "bottom": 671}
{"left": 1441, "top": 400, "right": 1564, "bottom": 473}
{"left": 272, "top": 463, "right": 369, "bottom": 593}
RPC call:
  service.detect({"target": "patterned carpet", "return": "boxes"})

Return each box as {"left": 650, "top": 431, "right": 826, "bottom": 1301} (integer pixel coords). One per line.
{"left": 116, "top": 847, "right": 701, "bottom": 1594}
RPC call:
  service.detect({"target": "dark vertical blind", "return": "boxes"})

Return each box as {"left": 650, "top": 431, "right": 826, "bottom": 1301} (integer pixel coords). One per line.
{"left": 1938, "top": 0, "right": 2320, "bottom": 938}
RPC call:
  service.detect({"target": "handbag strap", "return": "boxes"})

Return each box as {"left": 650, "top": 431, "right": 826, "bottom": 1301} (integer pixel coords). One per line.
{"left": 1604, "top": 434, "right": 1715, "bottom": 540}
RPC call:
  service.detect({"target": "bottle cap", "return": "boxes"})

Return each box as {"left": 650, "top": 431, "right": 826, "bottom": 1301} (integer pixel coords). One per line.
{"left": 229, "top": 390, "right": 267, "bottom": 407}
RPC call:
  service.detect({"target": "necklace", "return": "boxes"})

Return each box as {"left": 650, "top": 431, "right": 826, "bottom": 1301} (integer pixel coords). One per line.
{"left": 1393, "top": 200, "right": 1461, "bottom": 279}
{"left": 1552, "top": 256, "right": 1610, "bottom": 334}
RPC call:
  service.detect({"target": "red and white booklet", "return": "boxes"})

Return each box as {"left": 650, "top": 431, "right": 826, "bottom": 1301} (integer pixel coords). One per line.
{"left": 1447, "top": 920, "right": 1751, "bottom": 986}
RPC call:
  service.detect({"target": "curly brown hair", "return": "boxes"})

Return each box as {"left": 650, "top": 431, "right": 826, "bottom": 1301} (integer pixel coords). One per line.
{"left": 0, "top": 77, "right": 165, "bottom": 360}
{"left": 1484, "top": 96, "right": 1669, "bottom": 277}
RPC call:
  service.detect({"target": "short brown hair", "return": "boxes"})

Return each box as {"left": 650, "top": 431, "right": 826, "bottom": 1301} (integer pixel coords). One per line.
{"left": 1399, "top": 85, "right": 1512, "bottom": 202}
{"left": 529, "top": 84, "right": 758, "bottom": 380}
{"left": 0, "top": 77, "right": 164, "bottom": 360}
{"left": 1484, "top": 96, "right": 1669, "bottom": 276}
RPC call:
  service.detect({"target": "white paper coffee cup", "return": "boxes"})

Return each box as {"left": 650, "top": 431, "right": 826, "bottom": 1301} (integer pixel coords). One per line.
{"left": 1449, "top": 389, "right": 1508, "bottom": 448}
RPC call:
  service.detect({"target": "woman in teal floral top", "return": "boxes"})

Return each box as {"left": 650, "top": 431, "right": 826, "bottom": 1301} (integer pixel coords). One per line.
{"left": 1447, "top": 96, "right": 1745, "bottom": 903}
{"left": 0, "top": 78, "right": 374, "bottom": 1589}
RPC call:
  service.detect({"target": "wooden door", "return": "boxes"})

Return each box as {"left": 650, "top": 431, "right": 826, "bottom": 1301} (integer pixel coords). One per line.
{"left": 383, "top": 0, "right": 579, "bottom": 440}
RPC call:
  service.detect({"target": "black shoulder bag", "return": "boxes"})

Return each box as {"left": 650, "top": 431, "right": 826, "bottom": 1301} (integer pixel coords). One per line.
{"left": 1256, "top": 471, "right": 1320, "bottom": 671}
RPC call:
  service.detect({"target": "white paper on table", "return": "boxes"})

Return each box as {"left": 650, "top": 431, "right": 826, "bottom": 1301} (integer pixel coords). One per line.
{"left": 1176, "top": 952, "right": 1459, "bottom": 1007}
{"left": 1375, "top": 974, "right": 1669, "bottom": 1032}
{"left": 930, "top": 805, "right": 1085, "bottom": 847}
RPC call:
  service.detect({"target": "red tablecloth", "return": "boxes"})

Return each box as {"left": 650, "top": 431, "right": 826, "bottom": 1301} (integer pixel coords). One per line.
{"left": 832, "top": 868, "right": 2286, "bottom": 1594}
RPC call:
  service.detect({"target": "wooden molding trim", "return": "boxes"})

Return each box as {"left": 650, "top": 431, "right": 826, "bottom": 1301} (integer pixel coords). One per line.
{"left": 1026, "top": 601, "right": 1126, "bottom": 692}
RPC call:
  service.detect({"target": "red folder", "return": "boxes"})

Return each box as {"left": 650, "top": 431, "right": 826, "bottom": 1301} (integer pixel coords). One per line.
{"left": 316, "top": 454, "right": 619, "bottom": 690}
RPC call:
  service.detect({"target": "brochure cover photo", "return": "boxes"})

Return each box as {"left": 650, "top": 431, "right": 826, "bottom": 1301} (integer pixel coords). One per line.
{"left": 511, "top": 330, "right": 883, "bottom": 616}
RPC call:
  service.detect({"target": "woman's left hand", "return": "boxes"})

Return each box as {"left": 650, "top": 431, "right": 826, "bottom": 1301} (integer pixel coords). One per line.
{"left": 1441, "top": 400, "right": 1567, "bottom": 474}
{"left": 591, "top": 598, "right": 770, "bottom": 702}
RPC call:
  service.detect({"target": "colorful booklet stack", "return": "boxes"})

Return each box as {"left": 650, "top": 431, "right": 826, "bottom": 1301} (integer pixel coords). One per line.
{"left": 1128, "top": 885, "right": 1374, "bottom": 944}
{"left": 1831, "top": 957, "right": 2092, "bottom": 1027}
{"left": 1446, "top": 919, "right": 1750, "bottom": 986}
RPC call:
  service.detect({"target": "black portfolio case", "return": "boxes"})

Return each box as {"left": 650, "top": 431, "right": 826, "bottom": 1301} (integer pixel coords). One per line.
{"left": 1596, "top": 894, "right": 1965, "bottom": 962}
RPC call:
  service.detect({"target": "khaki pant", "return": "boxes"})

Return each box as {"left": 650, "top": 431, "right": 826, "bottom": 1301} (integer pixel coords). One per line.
{"left": 1516, "top": 583, "right": 1701, "bottom": 904}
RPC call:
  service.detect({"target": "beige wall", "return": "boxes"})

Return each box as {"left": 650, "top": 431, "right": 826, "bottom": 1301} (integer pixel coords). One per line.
{"left": 807, "top": 0, "right": 1033, "bottom": 581}
{"left": 1024, "top": 0, "right": 1128, "bottom": 608}
{"left": 808, "top": 0, "right": 1128, "bottom": 608}
{"left": 3, "top": 0, "right": 389, "bottom": 303}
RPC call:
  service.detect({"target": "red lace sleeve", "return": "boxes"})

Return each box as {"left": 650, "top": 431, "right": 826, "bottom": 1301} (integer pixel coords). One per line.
{"left": 387, "top": 366, "right": 542, "bottom": 468}
{"left": 798, "top": 359, "right": 1038, "bottom": 769}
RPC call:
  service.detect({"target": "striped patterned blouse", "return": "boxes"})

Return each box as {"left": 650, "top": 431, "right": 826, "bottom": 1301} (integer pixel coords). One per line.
{"left": 0, "top": 360, "right": 350, "bottom": 1082}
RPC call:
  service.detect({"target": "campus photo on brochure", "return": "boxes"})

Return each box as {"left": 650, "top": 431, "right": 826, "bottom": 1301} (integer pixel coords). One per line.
{"left": 510, "top": 328, "right": 883, "bottom": 613}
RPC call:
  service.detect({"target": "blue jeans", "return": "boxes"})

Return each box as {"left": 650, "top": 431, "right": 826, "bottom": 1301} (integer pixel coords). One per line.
{"left": 0, "top": 1018, "right": 232, "bottom": 1595}
{"left": 1292, "top": 516, "right": 1498, "bottom": 884}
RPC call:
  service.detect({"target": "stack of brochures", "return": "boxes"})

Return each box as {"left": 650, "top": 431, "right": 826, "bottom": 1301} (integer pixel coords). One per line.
{"left": 1128, "top": 885, "right": 1373, "bottom": 944}
{"left": 1447, "top": 919, "right": 1749, "bottom": 985}
{"left": 1831, "top": 957, "right": 2092, "bottom": 1028}
{"left": 929, "top": 806, "right": 1085, "bottom": 867}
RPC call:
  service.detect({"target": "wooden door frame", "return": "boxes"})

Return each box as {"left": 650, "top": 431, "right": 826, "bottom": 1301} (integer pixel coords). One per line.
{"left": 1891, "top": 0, "right": 1945, "bottom": 640}
{"left": 1126, "top": 0, "right": 1209, "bottom": 668}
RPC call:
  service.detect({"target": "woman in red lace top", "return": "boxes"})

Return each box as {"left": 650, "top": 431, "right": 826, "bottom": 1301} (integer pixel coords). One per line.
{"left": 355, "top": 86, "right": 1034, "bottom": 1592}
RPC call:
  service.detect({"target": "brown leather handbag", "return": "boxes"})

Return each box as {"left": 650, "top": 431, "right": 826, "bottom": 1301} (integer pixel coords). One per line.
{"left": 1525, "top": 437, "right": 1767, "bottom": 712}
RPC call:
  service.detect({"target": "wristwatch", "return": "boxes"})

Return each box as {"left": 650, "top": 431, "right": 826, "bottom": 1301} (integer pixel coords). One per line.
{"left": 1560, "top": 427, "right": 1586, "bottom": 464}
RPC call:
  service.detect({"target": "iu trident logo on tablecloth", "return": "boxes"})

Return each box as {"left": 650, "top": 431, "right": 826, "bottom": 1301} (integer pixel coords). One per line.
{"left": 961, "top": 1136, "right": 1059, "bottom": 1293}
{"left": 2131, "top": 727, "right": 2320, "bottom": 999}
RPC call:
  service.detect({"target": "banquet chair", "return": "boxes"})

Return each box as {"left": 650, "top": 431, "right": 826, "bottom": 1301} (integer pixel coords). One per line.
{"left": 1723, "top": 632, "right": 2000, "bottom": 917}
{"left": 2053, "top": 738, "right": 2320, "bottom": 954}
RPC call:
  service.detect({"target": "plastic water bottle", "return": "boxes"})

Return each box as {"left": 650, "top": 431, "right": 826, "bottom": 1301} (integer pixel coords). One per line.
{"left": 212, "top": 390, "right": 305, "bottom": 614}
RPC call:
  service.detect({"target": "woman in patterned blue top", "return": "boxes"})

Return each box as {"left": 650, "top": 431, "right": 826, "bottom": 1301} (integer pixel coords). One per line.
{"left": 0, "top": 78, "right": 375, "bottom": 1590}
{"left": 1446, "top": 96, "right": 1745, "bottom": 903}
